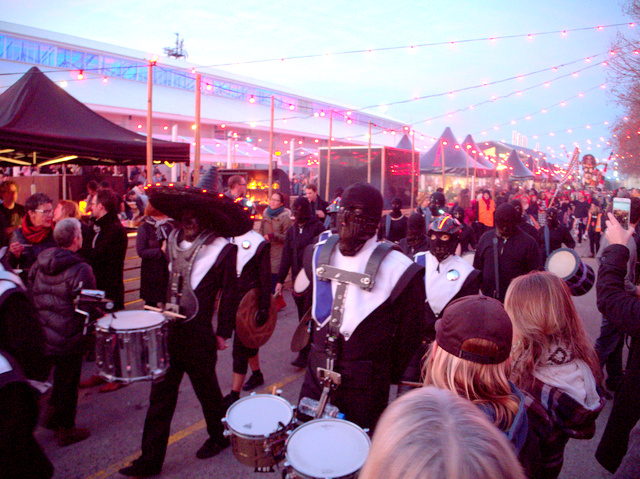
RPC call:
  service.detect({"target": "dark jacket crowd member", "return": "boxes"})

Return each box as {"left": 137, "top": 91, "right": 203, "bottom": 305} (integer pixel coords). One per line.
{"left": 9, "top": 193, "right": 56, "bottom": 279}
{"left": 0, "top": 179, "right": 26, "bottom": 237}
{"left": 299, "top": 183, "right": 426, "bottom": 431}
{"left": 451, "top": 206, "right": 477, "bottom": 253}
{"left": 86, "top": 188, "right": 128, "bottom": 311}
{"left": 224, "top": 227, "right": 272, "bottom": 405}
{"left": 275, "top": 196, "right": 324, "bottom": 368}
{"left": 0, "top": 350, "right": 54, "bottom": 478}
{"left": 474, "top": 203, "right": 541, "bottom": 302}
{"left": 305, "top": 182, "right": 329, "bottom": 221}
{"left": 120, "top": 179, "right": 251, "bottom": 478}
{"left": 398, "top": 212, "right": 430, "bottom": 258}
{"left": 378, "top": 196, "right": 408, "bottom": 244}
{"left": 29, "top": 218, "right": 97, "bottom": 447}
{"left": 259, "top": 191, "right": 292, "bottom": 290}
{"left": 136, "top": 203, "right": 173, "bottom": 307}
{"left": 594, "top": 213, "right": 640, "bottom": 473}
{"left": 538, "top": 207, "right": 576, "bottom": 264}
{"left": 510, "top": 199, "right": 538, "bottom": 241}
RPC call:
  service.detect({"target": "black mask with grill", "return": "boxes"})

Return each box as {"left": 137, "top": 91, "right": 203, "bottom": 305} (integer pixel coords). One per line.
{"left": 337, "top": 183, "right": 383, "bottom": 256}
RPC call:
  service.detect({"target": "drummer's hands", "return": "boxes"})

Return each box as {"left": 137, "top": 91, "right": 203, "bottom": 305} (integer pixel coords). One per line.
{"left": 605, "top": 212, "right": 634, "bottom": 246}
{"left": 9, "top": 241, "right": 23, "bottom": 258}
{"left": 216, "top": 335, "right": 229, "bottom": 351}
{"left": 274, "top": 283, "right": 283, "bottom": 297}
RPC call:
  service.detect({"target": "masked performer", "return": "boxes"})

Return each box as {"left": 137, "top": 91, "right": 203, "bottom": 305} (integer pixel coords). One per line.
{"left": 298, "top": 182, "right": 426, "bottom": 431}
{"left": 120, "top": 177, "right": 252, "bottom": 478}
{"left": 398, "top": 212, "right": 430, "bottom": 258}
{"left": 378, "top": 197, "right": 407, "bottom": 243}
{"left": 474, "top": 203, "right": 541, "bottom": 302}
{"left": 538, "top": 207, "right": 576, "bottom": 264}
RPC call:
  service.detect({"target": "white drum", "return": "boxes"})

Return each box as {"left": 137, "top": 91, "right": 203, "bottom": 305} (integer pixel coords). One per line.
{"left": 95, "top": 311, "right": 169, "bottom": 383}
{"left": 284, "top": 418, "right": 371, "bottom": 479}
{"left": 461, "top": 251, "right": 475, "bottom": 265}
{"left": 223, "top": 394, "right": 294, "bottom": 468}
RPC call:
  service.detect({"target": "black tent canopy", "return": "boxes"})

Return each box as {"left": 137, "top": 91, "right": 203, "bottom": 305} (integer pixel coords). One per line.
{"left": 420, "top": 127, "right": 492, "bottom": 174}
{"left": 506, "top": 149, "right": 535, "bottom": 180}
{"left": 0, "top": 67, "right": 190, "bottom": 166}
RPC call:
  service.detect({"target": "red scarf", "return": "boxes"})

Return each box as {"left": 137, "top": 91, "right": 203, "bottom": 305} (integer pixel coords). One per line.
{"left": 21, "top": 216, "right": 51, "bottom": 244}
{"left": 482, "top": 197, "right": 492, "bottom": 209}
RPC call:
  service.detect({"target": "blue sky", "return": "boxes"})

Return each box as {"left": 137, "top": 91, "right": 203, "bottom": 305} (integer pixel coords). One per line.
{"left": 0, "top": 0, "right": 633, "bottom": 165}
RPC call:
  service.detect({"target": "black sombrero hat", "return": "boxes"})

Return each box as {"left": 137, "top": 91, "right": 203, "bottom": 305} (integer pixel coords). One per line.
{"left": 146, "top": 167, "right": 254, "bottom": 238}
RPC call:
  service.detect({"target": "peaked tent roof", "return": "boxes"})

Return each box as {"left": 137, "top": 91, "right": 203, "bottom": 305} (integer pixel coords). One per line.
{"left": 420, "top": 127, "right": 492, "bottom": 174}
{"left": 0, "top": 67, "right": 189, "bottom": 166}
{"left": 461, "top": 134, "right": 495, "bottom": 170}
{"left": 506, "top": 149, "right": 535, "bottom": 179}
{"left": 395, "top": 134, "right": 414, "bottom": 150}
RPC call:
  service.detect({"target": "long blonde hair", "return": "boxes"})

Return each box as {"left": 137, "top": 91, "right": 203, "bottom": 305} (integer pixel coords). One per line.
{"left": 423, "top": 340, "right": 520, "bottom": 431}
{"left": 504, "top": 271, "right": 602, "bottom": 390}
{"left": 359, "top": 387, "right": 525, "bottom": 479}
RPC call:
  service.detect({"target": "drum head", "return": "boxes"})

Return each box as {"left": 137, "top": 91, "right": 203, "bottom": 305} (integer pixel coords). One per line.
{"left": 96, "top": 311, "right": 165, "bottom": 331}
{"left": 286, "top": 418, "right": 371, "bottom": 478}
{"left": 226, "top": 394, "right": 293, "bottom": 437}
{"left": 545, "top": 248, "right": 579, "bottom": 280}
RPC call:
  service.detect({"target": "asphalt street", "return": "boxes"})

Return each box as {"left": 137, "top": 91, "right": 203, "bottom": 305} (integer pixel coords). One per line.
{"left": 35, "top": 237, "right": 616, "bottom": 479}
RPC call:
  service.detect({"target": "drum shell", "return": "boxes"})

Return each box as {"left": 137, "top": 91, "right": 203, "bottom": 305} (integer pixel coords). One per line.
{"left": 95, "top": 312, "right": 169, "bottom": 383}
{"left": 545, "top": 247, "right": 595, "bottom": 296}
{"left": 283, "top": 418, "right": 370, "bottom": 479}
{"left": 223, "top": 394, "right": 293, "bottom": 468}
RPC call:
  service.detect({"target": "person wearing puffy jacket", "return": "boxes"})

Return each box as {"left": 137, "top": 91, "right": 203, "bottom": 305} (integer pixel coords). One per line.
{"left": 28, "top": 217, "right": 96, "bottom": 447}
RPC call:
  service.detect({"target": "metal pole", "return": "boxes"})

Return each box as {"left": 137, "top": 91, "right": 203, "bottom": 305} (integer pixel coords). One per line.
{"left": 194, "top": 73, "right": 201, "bottom": 186}
{"left": 368, "top": 121, "right": 372, "bottom": 183}
{"left": 146, "top": 60, "right": 154, "bottom": 184}
{"left": 441, "top": 140, "right": 445, "bottom": 190}
{"left": 411, "top": 130, "right": 416, "bottom": 211}
{"left": 325, "top": 109, "right": 332, "bottom": 199}
{"left": 268, "top": 95, "right": 274, "bottom": 199}
{"left": 289, "top": 138, "right": 295, "bottom": 182}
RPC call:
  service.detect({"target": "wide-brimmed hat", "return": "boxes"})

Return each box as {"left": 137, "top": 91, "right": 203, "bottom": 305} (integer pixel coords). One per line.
{"left": 146, "top": 168, "right": 253, "bottom": 237}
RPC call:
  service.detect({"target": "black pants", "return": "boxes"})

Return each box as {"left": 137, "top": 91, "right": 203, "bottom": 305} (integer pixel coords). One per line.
{"left": 232, "top": 334, "right": 259, "bottom": 374}
{"left": 139, "top": 331, "right": 225, "bottom": 468}
{"left": 46, "top": 353, "right": 83, "bottom": 429}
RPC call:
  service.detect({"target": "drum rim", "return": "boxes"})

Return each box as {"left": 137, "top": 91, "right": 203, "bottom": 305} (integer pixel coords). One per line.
{"left": 545, "top": 247, "right": 580, "bottom": 280}
{"left": 96, "top": 311, "right": 166, "bottom": 331}
{"left": 224, "top": 394, "right": 293, "bottom": 439}
{"left": 285, "top": 418, "right": 371, "bottom": 476}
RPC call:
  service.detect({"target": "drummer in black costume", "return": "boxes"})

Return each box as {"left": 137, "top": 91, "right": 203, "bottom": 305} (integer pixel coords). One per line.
{"left": 120, "top": 176, "right": 252, "bottom": 478}
{"left": 401, "top": 215, "right": 481, "bottom": 388}
{"left": 298, "top": 182, "right": 426, "bottom": 431}
{"left": 537, "top": 207, "right": 576, "bottom": 264}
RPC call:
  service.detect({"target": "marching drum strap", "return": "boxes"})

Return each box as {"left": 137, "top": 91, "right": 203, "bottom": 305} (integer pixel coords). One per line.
{"left": 544, "top": 226, "right": 550, "bottom": 258}
{"left": 492, "top": 236, "right": 501, "bottom": 300}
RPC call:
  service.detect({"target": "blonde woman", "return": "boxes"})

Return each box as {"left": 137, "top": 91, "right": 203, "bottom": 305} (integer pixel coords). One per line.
{"left": 423, "top": 295, "right": 535, "bottom": 473}
{"left": 505, "top": 271, "right": 605, "bottom": 478}
{"left": 360, "top": 386, "right": 525, "bottom": 479}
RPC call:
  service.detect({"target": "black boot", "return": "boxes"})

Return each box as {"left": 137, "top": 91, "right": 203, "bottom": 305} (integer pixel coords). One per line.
{"left": 242, "top": 370, "right": 265, "bottom": 391}
{"left": 291, "top": 344, "right": 310, "bottom": 368}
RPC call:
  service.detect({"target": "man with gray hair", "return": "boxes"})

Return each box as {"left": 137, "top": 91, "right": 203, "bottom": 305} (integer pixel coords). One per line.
{"left": 28, "top": 217, "right": 96, "bottom": 447}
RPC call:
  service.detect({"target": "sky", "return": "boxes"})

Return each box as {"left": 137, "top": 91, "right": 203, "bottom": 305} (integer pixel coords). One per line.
{"left": 0, "top": 0, "right": 635, "bottom": 169}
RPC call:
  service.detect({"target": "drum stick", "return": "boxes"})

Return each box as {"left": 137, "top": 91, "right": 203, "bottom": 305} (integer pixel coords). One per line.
{"left": 144, "top": 305, "right": 187, "bottom": 320}
{"left": 399, "top": 381, "right": 423, "bottom": 388}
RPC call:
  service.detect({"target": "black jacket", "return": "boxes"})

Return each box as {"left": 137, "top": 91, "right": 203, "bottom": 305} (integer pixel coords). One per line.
{"left": 277, "top": 219, "right": 325, "bottom": 283}
{"left": 85, "top": 211, "right": 128, "bottom": 310}
{"left": 474, "top": 229, "right": 542, "bottom": 302}
{"left": 28, "top": 247, "right": 96, "bottom": 356}
{"left": 136, "top": 219, "right": 172, "bottom": 305}
{"left": 538, "top": 224, "right": 576, "bottom": 264}
{"left": 595, "top": 244, "right": 640, "bottom": 472}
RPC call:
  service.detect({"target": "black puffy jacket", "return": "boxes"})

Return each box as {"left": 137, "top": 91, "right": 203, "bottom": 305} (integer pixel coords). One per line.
{"left": 28, "top": 247, "right": 96, "bottom": 356}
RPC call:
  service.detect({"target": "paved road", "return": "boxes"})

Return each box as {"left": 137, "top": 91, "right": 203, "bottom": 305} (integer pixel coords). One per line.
{"left": 35, "top": 238, "right": 616, "bottom": 479}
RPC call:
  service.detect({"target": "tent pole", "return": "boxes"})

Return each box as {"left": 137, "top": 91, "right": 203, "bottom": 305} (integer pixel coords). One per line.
{"left": 368, "top": 121, "right": 372, "bottom": 183}
{"left": 146, "top": 60, "right": 154, "bottom": 185}
{"left": 325, "top": 109, "right": 332, "bottom": 199}
{"left": 441, "top": 140, "right": 445, "bottom": 191}
{"left": 268, "top": 95, "right": 274, "bottom": 199}
{"left": 411, "top": 129, "right": 416, "bottom": 211}
{"left": 472, "top": 150, "right": 477, "bottom": 199}
{"left": 194, "top": 73, "right": 201, "bottom": 186}
{"left": 289, "top": 138, "right": 295, "bottom": 182}
{"left": 62, "top": 165, "right": 67, "bottom": 200}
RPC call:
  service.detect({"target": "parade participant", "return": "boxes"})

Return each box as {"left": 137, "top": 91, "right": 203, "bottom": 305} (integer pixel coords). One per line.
{"left": 275, "top": 196, "right": 324, "bottom": 368}
{"left": 0, "top": 349, "right": 54, "bottom": 478}
{"left": 573, "top": 192, "right": 590, "bottom": 244}
{"left": 451, "top": 206, "right": 476, "bottom": 253}
{"left": 510, "top": 199, "right": 538, "bottom": 241}
{"left": 428, "top": 190, "right": 447, "bottom": 219}
{"left": 8, "top": 193, "right": 56, "bottom": 279}
{"left": 587, "top": 203, "right": 605, "bottom": 258}
{"left": 305, "top": 183, "right": 329, "bottom": 221}
{"left": 378, "top": 196, "right": 407, "bottom": 243}
{"left": 423, "top": 295, "right": 534, "bottom": 472}
{"left": 325, "top": 187, "right": 343, "bottom": 231}
{"left": 359, "top": 387, "right": 525, "bottom": 479}
{"left": 0, "top": 179, "right": 24, "bottom": 237}
{"left": 474, "top": 203, "right": 541, "bottom": 302}
{"left": 259, "top": 191, "right": 291, "bottom": 291}
{"left": 136, "top": 203, "right": 173, "bottom": 308}
{"left": 505, "top": 272, "right": 605, "bottom": 478}
{"left": 223, "top": 222, "right": 272, "bottom": 405}
{"left": 29, "top": 218, "right": 96, "bottom": 446}
{"left": 298, "top": 182, "right": 426, "bottom": 430}
{"left": 538, "top": 207, "right": 576, "bottom": 264}
{"left": 398, "top": 212, "right": 429, "bottom": 258}
{"left": 477, "top": 189, "right": 496, "bottom": 234}
{"left": 119, "top": 179, "right": 252, "bottom": 478}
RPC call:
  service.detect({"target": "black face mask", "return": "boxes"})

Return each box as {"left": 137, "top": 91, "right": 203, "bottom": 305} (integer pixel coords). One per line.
{"left": 181, "top": 211, "right": 204, "bottom": 242}
{"left": 391, "top": 202, "right": 402, "bottom": 217}
{"left": 429, "top": 232, "right": 458, "bottom": 262}
{"left": 547, "top": 211, "right": 559, "bottom": 228}
{"left": 338, "top": 206, "right": 379, "bottom": 256}
{"left": 496, "top": 220, "right": 517, "bottom": 239}
{"left": 293, "top": 205, "right": 311, "bottom": 226}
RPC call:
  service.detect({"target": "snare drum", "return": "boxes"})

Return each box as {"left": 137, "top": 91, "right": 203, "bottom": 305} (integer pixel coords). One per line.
{"left": 284, "top": 418, "right": 371, "bottom": 479}
{"left": 223, "top": 394, "right": 294, "bottom": 468}
{"left": 545, "top": 247, "right": 595, "bottom": 296}
{"left": 461, "top": 251, "right": 475, "bottom": 265}
{"left": 95, "top": 311, "right": 169, "bottom": 383}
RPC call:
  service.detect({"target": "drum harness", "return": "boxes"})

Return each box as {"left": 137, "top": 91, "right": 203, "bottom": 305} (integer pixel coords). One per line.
{"left": 311, "top": 234, "right": 398, "bottom": 419}
{"left": 165, "top": 229, "right": 217, "bottom": 322}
